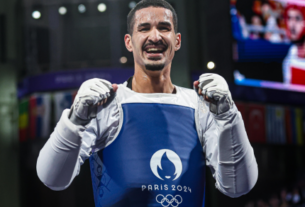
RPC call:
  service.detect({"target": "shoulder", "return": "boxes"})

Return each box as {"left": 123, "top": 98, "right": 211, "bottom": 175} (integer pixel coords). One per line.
{"left": 115, "top": 82, "right": 139, "bottom": 104}
{"left": 176, "top": 85, "right": 210, "bottom": 118}
{"left": 176, "top": 85, "right": 198, "bottom": 104}
{"left": 179, "top": 85, "right": 210, "bottom": 120}
{"left": 288, "top": 45, "right": 297, "bottom": 57}
{"left": 283, "top": 45, "right": 296, "bottom": 66}
{"left": 116, "top": 82, "right": 134, "bottom": 97}
{"left": 176, "top": 85, "right": 197, "bottom": 96}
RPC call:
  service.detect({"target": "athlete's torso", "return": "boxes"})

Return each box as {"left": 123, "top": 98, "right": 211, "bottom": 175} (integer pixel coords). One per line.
{"left": 89, "top": 85, "right": 206, "bottom": 207}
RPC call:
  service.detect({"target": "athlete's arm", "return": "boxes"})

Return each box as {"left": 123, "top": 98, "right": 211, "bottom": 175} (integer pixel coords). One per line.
{"left": 36, "top": 79, "right": 118, "bottom": 190}
{"left": 203, "top": 106, "right": 258, "bottom": 198}
{"left": 36, "top": 110, "right": 93, "bottom": 190}
{"left": 196, "top": 74, "right": 258, "bottom": 198}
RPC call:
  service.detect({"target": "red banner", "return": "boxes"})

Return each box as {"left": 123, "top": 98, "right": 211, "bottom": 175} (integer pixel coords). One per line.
{"left": 247, "top": 104, "right": 266, "bottom": 143}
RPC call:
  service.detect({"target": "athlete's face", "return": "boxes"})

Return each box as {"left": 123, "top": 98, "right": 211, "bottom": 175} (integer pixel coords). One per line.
{"left": 125, "top": 7, "right": 181, "bottom": 72}
{"left": 287, "top": 9, "right": 305, "bottom": 41}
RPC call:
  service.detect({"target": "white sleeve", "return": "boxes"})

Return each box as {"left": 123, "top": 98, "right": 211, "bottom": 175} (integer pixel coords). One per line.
{"left": 283, "top": 45, "right": 295, "bottom": 84}
{"left": 36, "top": 109, "right": 85, "bottom": 191}
{"left": 201, "top": 104, "right": 258, "bottom": 198}
{"left": 36, "top": 99, "right": 120, "bottom": 191}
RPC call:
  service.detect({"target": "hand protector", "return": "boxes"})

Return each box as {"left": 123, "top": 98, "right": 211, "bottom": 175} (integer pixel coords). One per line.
{"left": 71, "top": 79, "right": 113, "bottom": 123}
{"left": 198, "top": 73, "right": 233, "bottom": 115}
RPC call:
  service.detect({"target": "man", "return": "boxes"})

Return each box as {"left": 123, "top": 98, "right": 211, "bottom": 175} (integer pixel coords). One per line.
{"left": 283, "top": 2, "right": 305, "bottom": 85}
{"left": 37, "top": 0, "right": 258, "bottom": 206}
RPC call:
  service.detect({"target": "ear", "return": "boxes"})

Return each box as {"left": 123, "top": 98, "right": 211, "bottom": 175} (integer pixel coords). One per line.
{"left": 125, "top": 34, "right": 133, "bottom": 52}
{"left": 174, "top": 33, "right": 182, "bottom": 51}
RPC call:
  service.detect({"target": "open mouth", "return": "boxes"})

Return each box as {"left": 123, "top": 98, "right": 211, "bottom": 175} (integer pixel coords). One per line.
{"left": 290, "top": 28, "right": 297, "bottom": 35}
{"left": 143, "top": 44, "right": 167, "bottom": 56}
{"left": 145, "top": 47, "right": 166, "bottom": 53}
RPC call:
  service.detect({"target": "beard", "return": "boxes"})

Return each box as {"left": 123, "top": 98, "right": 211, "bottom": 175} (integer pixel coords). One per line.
{"left": 145, "top": 63, "right": 165, "bottom": 71}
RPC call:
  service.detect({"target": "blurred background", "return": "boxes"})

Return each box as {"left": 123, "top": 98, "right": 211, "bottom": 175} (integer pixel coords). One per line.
{"left": 1, "top": 0, "right": 305, "bottom": 206}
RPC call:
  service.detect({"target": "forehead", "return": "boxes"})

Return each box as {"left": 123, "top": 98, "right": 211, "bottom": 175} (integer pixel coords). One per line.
{"left": 288, "top": 9, "right": 303, "bottom": 17}
{"left": 134, "top": 7, "right": 173, "bottom": 25}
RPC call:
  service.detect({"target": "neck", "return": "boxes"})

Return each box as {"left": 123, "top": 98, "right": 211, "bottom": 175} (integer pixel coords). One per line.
{"left": 132, "top": 62, "right": 175, "bottom": 94}
{"left": 297, "top": 41, "right": 305, "bottom": 58}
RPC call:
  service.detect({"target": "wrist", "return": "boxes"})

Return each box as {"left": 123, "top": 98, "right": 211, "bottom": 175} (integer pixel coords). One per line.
{"left": 212, "top": 103, "right": 237, "bottom": 120}
{"left": 69, "top": 107, "right": 91, "bottom": 126}
{"left": 209, "top": 95, "right": 233, "bottom": 115}
{"left": 57, "top": 109, "right": 86, "bottom": 145}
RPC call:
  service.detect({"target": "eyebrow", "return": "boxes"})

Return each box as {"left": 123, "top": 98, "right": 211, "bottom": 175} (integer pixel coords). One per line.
{"left": 158, "top": 22, "right": 172, "bottom": 27}
{"left": 137, "top": 23, "right": 151, "bottom": 29}
{"left": 137, "top": 21, "right": 172, "bottom": 29}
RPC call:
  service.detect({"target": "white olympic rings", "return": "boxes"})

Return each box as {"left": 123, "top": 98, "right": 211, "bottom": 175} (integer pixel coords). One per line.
{"left": 156, "top": 194, "right": 183, "bottom": 207}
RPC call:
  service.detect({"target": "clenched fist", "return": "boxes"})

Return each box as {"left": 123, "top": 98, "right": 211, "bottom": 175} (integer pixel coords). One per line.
{"left": 70, "top": 78, "right": 118, "bottom": 125}
{"left": 194, "top": 73, "right": 233, "bottom": 115}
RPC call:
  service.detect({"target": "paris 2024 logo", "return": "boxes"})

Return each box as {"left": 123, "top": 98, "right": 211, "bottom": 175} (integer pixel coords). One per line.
{"left": 141, "top": 149, "right": 192, "bottom": 207}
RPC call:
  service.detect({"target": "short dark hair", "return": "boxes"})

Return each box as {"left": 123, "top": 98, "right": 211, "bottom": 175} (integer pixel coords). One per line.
{"left": 127, "top": 0, "right": 178, "bottom": 35}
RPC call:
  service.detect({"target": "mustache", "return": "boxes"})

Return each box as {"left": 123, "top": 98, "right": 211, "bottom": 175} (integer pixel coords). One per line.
{"left": 142, "top": 41, "right": 168, "bottom": 50}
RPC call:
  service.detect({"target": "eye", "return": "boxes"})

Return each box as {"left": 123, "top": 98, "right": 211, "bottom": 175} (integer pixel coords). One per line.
{"left": 296, "top": 16, "right": 303, "bottom": 22}
{"left": 159, "top": 27, "right": 170, "bottom": 32}
{"left": 140, "top": 28, "right": 149, "bottom": 32}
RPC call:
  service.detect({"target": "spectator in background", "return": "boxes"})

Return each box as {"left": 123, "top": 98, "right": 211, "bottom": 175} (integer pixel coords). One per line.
{"left": 280, "top": 188, "right": 290, "bottom": 207}
{"left": 299, "top": 178, "right": 305, "bottom": 204}
{"left": 251, "top": 0, "right": 268, "bottom": 40}
{"left": 257, "top": 199, "right": 270, "bottom": 207}
{"left": 245, "top": 201, "right": 256, "bottom": 207}
{"left": 245, "top": 174, "right": 305, "bottom": 207}
{"left": 231, "top": 0, "right": 249, "bottom": 40}
{"left": 291, "top": 187, "right": 302, "bottom": 206}
{"left": 251, "top": 0, "right": 283, "bottom": 42}
{"left": 269, "top": 194, "right": 281, "bottom": 207}
{"left": 250, "top": 15, "right": 264, "bottom": 39}
{"left": 261, "top": 1, "right": 282, "bottom": 42}
{"left": 282, "top": 2, "right": 305, "bottom": 85}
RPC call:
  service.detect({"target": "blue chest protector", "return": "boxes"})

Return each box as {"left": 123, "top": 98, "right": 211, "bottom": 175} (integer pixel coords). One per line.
{"left": 89, "top": 103, "right": 206, "bottom": 207}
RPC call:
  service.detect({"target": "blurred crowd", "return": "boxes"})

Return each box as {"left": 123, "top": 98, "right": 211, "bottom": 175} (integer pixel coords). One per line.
{"left": 232, "top": 0, "right": 290, "bottom": 43}
{"left": 245, "top": 176, "right": 305, "bottom": 207}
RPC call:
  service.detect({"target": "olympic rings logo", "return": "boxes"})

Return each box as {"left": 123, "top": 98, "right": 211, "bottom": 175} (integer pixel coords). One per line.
{"left": 156, "top": 194, "right": 183, "bottom": 207}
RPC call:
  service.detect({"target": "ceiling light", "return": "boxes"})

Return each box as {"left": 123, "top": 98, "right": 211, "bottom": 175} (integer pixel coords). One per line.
{"left": 97, "top": 3, "right": 107, "bottom": 12}
{"left": 129, "top": 1, "right": 136, "bottom": 9}
{"left": 58, "top": 6, "right": 67, "bottom": 15}
{"left": 78, "top": 4, "right": 86, "bottom": 13}
{"left": 120, "top": 56, "right": 128, "bottom": 64}
{"left": 32, "top": 11, "right": 41, "bottom": 19}
{"left": 207, "top": 61, "right": 215, "bottom": 70}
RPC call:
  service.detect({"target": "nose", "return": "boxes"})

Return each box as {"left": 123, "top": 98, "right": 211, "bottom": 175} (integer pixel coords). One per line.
{"left": 289, "top": 21, "right": 296, "bottom": 30}
{"left": 148, "top": 27, "right": 162, "bottom": 43}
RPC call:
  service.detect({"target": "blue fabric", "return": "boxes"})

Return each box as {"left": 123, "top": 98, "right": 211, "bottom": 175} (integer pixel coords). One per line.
{"left": 90, "top": 103, "right": 206, "bottom": 207}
